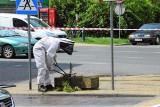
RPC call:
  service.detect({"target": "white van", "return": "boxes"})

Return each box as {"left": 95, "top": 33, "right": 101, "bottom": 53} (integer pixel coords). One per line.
{"left": 0, "top": 13, "right": 68, "bottom": 40}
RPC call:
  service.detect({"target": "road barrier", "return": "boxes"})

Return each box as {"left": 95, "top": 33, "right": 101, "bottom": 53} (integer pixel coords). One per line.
{"left": 1, "top": 27, "right": 160, "bottom": 31}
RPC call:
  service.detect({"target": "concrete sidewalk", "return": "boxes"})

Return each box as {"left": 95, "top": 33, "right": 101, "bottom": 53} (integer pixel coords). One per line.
{"left": 6, "top": 75, "right": 160, "bottom": 107}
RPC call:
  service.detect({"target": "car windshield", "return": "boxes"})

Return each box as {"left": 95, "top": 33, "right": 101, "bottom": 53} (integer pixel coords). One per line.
{"left": 25, "top": 18, "right": 50, "bottom": 28}
{"left": 0, "top": 29, "right": 20, "bottom": 37}
{"left": 139, "top": 24, "right": 160, "bottom": 29}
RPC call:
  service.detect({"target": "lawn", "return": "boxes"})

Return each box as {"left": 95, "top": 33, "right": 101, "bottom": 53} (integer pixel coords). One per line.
{"left": 71, "top": 37, "right": 130, "bottom": 45}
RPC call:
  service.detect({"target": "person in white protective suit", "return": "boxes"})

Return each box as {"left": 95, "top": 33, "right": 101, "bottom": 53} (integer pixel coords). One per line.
{"left": 33, "top": 37, "right": 74, "bottom": 92}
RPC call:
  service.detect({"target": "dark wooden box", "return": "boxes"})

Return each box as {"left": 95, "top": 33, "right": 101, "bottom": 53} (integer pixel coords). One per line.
{"left": 54, "top": 76, "right": 99, "bottom": 90}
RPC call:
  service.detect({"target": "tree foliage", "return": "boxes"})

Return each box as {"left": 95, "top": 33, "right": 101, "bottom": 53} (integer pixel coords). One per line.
{"left": 50, "top": 0, "right": 160, "bottom": 38}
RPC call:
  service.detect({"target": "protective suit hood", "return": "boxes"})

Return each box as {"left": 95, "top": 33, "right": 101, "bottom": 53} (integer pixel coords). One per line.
{"left": 60, "top": 39, "right": 74, "bottom": 55}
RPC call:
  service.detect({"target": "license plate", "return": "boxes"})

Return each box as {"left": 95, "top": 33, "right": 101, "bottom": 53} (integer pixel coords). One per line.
{"left": 135, "top": 39, "right": 142, "bottom": 41}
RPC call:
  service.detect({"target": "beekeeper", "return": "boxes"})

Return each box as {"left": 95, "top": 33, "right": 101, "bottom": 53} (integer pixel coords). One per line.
{"left": 33, "top": 37, "right": 74, "bottom": 92}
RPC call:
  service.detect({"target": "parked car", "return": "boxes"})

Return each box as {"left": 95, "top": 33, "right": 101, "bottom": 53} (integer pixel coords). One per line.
{"left": 0, "top": 13, "right": 68, "bottom": 40}
{"left": 128, "top": 23, "right": 160, "bottom": 45}
{"left": 0, "top": 29, "right": 38, "bottom": 58}
{"left": 0, "top": 87, "right": 15, "bottom": 107}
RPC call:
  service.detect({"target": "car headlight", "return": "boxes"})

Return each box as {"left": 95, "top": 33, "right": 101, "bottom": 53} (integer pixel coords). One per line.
{"left": 18, "top": 43, "right": 28, "bottom": 47}
{"left": 45, "top": 31, "right": 58, "bottom": 37}
{"left": 128, "top": 35, "right": 135, "bottom": 38}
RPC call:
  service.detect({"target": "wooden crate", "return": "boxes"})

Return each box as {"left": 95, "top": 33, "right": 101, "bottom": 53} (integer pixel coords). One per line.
{"left": 54, "top": 76, "right": 99, "bottom": 90}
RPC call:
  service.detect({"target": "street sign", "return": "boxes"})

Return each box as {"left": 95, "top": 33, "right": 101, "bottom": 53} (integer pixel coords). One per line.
{"left": 16, "top": 0, "right": 38, "bottom": 15}
{"left": 116, "top": 0, "right": 123, "bottom": 3}
{"left": 114, "top": 4, "right": 125, "bottom": 15}
{"left": 38, "top": 0, "right": 43, "bottom": 8}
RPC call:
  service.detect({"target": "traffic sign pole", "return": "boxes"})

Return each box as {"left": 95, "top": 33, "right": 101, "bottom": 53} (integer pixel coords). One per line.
{"left": 16, "top": 0, "right": 38, "bottom": 90}
{"left": 110, "top": 1, "right": 115, "bottom": 90}
{"left": 114, "top": 4, "right": 125, "bottom": 39}
{"left": 27, "top": 15, "right": 32, "bottom": 90}
{"left": 119, "top": 14, "right": 121, "bottom": 39}
{"left": 99, "top": 0, "right": 115, "bottom": 90}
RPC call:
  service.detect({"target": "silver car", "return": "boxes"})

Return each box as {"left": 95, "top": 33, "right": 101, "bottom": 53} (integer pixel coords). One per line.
{"left": 0, "top": 87, "right": 15, "bottom": 107}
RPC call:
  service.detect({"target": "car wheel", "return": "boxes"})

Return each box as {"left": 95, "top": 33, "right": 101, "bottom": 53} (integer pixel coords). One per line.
{"left": 2, "top": 45, "right": 15, "bottom": 58}
{"left": 155, "top": 37, "right": 160, "bottom": 45}
{"left": 150, "top": 43, "right": 154, "bottom": 45}
{"left": 131, "top": 43, "right": 137, "bottom": 45}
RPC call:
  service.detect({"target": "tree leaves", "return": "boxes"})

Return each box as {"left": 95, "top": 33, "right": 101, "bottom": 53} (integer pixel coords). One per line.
{"left": 50, "top": 0, "right": 160, "bottom": 38}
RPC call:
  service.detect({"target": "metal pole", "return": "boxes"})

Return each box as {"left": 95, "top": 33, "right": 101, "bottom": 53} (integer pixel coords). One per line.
{"left": 119, "top": 15, "right": 120, "bottom": 39}
{"left": 119, "top": 4, "right": 122, "bottom": 39}
{"left": 110, "top": 1, "right": 114, "bottom": 90}
{"left": 82, "top": 27, "right": 85, "bottom": 42}
{"left": 37, "top": 0, "right": 39, "bottom": 18}
{"left": 27, "top": 15, "right": 32, "bottom": 90}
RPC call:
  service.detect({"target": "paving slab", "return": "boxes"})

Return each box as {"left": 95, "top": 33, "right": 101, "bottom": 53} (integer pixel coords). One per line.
{"left": 5, "top": 75, "right": 160, "bottom": 107}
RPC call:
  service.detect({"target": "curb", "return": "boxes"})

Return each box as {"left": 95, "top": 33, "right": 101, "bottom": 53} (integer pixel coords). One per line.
{"left": 17, "top": 93, "right": 155, "bottom": 97}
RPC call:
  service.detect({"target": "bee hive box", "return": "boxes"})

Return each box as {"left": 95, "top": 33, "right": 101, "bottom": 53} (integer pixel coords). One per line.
{"left": 54, "top": 76, "right": 99, "bottom": 90}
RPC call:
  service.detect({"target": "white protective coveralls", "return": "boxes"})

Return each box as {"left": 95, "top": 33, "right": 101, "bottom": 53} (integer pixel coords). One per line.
{"left": 33, "top": 37, "right": 61, "bottom": 86}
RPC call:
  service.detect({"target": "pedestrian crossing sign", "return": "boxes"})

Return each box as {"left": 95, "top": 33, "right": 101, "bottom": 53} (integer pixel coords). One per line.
{"left": 16, "top": 0, "right": 38, "bottom": 15}
{"left": 38, "top": 0, "right": 43, "bottom": 8}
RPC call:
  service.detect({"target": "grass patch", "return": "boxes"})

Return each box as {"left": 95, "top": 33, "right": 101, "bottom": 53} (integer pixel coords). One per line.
{"left": 55, "top": 81, "right": 81, "bottom": 93}
{"left": 71, "top": 37, "right": 130, "bottom": 45}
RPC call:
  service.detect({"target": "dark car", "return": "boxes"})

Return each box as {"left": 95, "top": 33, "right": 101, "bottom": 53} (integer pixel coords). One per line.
{"left": 0, "top": 87, "right": 15, "bottom": 107}
{"left": 128, "top": 23, "right": 160, "bottom": 45}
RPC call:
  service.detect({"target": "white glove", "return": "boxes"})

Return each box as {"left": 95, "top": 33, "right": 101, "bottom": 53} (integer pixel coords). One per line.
{"left": 53, "top": 54, "right": 57, "bottom": 62}
{"left": 49, "top": 65, "right": 54, "bottom": 71}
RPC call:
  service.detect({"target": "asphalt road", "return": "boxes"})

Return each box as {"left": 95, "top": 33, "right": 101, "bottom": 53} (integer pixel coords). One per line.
{"left": 1, "top": 44, "right": 160, "bottom": 107}
{"left": 0, "top": 45, "right": 160, "bottom": 84}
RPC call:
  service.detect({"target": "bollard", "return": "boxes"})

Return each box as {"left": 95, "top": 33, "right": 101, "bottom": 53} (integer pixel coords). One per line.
{"left": 81, "top": 27, "right": 85, "bottom": 42}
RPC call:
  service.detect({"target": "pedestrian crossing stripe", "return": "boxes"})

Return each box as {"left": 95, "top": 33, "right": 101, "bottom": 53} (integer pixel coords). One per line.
{"left": 16, "top": 0, "right": 38, "bottom": 15}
